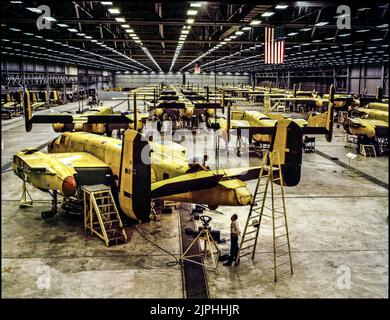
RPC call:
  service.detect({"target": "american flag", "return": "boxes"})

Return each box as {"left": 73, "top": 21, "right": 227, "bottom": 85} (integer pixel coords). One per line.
{"left": 264, "top": 26, "right": 285, "bottom": 64}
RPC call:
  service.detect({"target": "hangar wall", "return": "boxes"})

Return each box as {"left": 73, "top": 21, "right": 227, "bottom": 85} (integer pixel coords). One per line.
{"left": 255, "top": 63, "right": 389, "bottom": 97}
{"left": 114, "top": 73, "right": 250, "bottom": 89}
{"left": 1, "top": 58, "right": 113, "bottom": 90}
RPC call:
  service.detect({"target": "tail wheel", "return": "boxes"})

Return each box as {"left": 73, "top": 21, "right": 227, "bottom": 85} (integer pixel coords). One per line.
{"left": 157, "top": 120, "right": 162, "bottom": 132}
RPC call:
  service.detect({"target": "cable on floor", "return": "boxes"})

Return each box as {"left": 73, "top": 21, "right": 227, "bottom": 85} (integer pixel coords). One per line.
{"left": 131, "top": 224, "right": 182, "bottom": 268}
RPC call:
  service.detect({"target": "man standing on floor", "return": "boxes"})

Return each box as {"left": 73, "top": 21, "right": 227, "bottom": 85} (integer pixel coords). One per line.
{"left": 224, "top": 214, "right": 241, "bottom": 266}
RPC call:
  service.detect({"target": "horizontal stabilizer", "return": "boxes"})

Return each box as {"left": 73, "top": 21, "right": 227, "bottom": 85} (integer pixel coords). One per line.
{"left": 151, "top": 172, "right": 224, "bottom": 198}
{"left": 30, "top": 114, "right": 74, "bottom": 124}
{"left": 151, "top": 166, "right": 261, "bottom": 199}
{"left": 193, "top": 103, "right": 223, "bottom": 109}
{"left": 30, "top": 114, "right": 134, "bottom": 124}
{"left": 158, "top": 95, "right": 179, "bottom": 101}
{"left": 156, "top": 102, "right": 186, "bottom": 109}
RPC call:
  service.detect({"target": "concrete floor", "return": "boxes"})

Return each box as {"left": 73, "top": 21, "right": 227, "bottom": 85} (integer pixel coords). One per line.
{"left": 1, "top": 100, "right": 388, "bottom": 298}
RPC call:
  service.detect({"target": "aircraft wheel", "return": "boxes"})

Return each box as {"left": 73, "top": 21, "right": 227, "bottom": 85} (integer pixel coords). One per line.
{"left": 41, "top": 211, "right": 55, "bottom": 220}
{"left": 106, "top": 130, "right": 112, "bottom": 137}
{"left": 208, "top": 204, "right": 219, "bottom": 211}
{"left": 237, "top": 148, "right": 241, "bottom": 157}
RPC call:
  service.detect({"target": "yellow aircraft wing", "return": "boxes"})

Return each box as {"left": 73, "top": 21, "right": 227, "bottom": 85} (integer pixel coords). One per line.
{"left": 348, "top": 118, "right": 388, "bottom": 128}
{"left": 231, "top": 119, "right": 251, "bottom": 128}
{"left": 269, "top": 97, "right": 324, "bottom": 102}
{"left": 15, "top": 150, "right": 109, "bottom": 170}
{"left": 49, "top": 152, "right": 110, "bottom": 168}
{"left": 122, "top": 112, "right": 150, "bottom": 121}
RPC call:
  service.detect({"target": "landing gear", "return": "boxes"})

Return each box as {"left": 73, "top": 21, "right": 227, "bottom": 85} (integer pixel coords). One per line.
{"left": 41, "top": 190, "right": 57, "bottom": 219}
{"left": 156, "top": 120, "right": 162, "bottom": 132}
{"left": 303, "top": 136, "right": 315, "bottom": 153}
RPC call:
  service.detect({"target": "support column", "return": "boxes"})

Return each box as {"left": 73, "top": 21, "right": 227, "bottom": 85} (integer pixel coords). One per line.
{"left": 45, "top": 63, "right": 50, "bottom": 108}
{"left": 63, "top": 82, "right": 67, "bottom": 104}
{"left": 287, "top": 71, "right": 291, "bottom": 89}
{"left": 362, "top": 65, "right": 366, "bottom": 95}
{"left": 21, "top": 60, "right": 26, "bottom": 117}
{"left": 381, "top": 63, "right": 385, "bottom": 90}
{"left": 133, "top": 92, "right": 138, "bottom": 131}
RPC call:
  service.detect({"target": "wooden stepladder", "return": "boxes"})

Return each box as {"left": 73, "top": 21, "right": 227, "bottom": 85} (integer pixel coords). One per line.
{"left": 82, "top": 184, "right": 127, "bottom": 246}
{"left": 237, "top": 150, "right": 293, "bottom": 282}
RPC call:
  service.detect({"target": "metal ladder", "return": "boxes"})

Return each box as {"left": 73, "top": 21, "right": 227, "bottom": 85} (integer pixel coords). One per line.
{"left": 237, "top": 150, "right": 293, "bottom": 282}
{"left": 82, "top": 184, "right": 127, "bottom": 246}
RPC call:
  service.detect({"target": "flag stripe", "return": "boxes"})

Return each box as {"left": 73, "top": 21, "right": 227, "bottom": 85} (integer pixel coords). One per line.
{"left": 264, "top": 28, "right": 268, "bottom": 63}
{"left": 264, "top": 27, "right": 285, "bottom": 64}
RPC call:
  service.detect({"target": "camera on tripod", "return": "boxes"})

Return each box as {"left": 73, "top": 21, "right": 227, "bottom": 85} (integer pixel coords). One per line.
{"left": 181, "top": 215, "right": 221, "bottom": 270}
{"left": 200, "top": 215, "right": 212, "bottom": 228}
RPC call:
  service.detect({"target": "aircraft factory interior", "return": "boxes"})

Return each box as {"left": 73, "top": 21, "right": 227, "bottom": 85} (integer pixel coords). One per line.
{"left": 1, "top": 0, "right": 388, "bottom": 300}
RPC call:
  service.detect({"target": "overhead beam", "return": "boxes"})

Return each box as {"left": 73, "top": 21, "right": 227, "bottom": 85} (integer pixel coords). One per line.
{"left": 2, "top": 19, "right": 383, "bottom": 29}
{"left": 12, "top": 38, "right": 386, "bottom": 46}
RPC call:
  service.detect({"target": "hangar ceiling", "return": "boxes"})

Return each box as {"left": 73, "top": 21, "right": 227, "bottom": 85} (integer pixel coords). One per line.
{"left": 1, "top": 1, "right": 389, "bottom": 72}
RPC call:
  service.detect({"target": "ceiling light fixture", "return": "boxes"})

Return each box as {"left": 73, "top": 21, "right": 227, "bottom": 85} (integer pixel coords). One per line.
{"left": 108, "top": 8, "right": 120, "bottom": 14}
{"left": 250, "top": 20, "right": 261, "bottom": 26}
{"left": 26, "top": 7, "right": 42, "bottom": 13}
{"left": 44, "top": 17, "right": 56, "bottom": 22}
{"left": 314, "top": 21, "right": 329, "bottom": 26}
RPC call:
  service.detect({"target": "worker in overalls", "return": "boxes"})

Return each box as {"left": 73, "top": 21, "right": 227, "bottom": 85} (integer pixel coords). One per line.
{"left": 223, "top": 214, "right": 241, "bottom": 266}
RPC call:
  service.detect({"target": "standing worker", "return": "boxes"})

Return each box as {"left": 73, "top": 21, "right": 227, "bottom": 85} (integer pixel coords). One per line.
{"left": 223, "top": 214, "right": 241, "bottom": 266}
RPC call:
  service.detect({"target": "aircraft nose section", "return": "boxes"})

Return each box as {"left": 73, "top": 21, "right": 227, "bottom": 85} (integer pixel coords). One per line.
{"left": 62, "top": 176, "right": 77, "bottom": 197}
